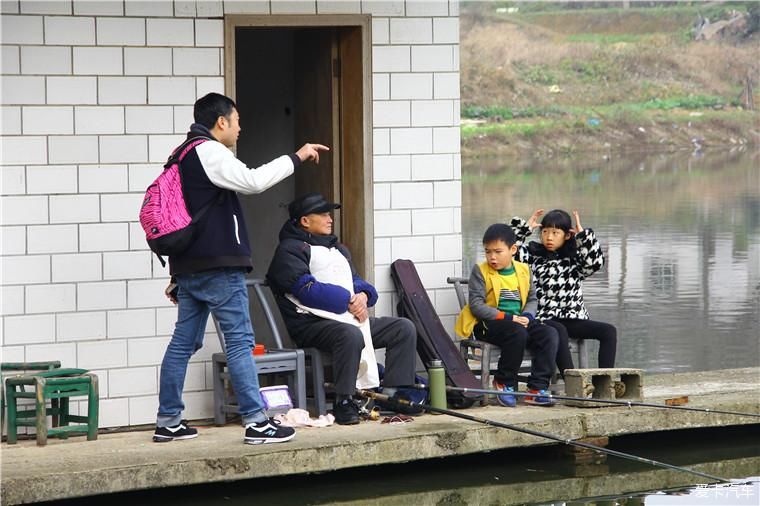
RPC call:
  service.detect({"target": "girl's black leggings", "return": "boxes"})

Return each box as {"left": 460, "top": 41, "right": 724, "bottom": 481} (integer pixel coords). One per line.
{"left": 544, "top": 318, "right": 617, "bottom": 373}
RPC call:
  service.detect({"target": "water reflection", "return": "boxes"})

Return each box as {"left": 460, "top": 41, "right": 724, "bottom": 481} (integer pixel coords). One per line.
{"left": 462, "top": 148, "right": 760, "bottom": 373}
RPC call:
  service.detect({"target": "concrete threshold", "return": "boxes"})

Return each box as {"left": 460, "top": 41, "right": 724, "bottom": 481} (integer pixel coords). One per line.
{"left": 2, "top": 368, "right": 758, "bottom": 505}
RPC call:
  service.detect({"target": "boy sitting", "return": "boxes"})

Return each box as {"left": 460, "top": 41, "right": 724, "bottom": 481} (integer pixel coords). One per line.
{"left": 455, "top": 224, "right": 559, "bottom": 407}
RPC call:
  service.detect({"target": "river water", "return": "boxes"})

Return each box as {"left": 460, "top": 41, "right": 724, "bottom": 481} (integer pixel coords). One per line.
{"left": 461, "top": 148, "right": 760, "bottom": 373}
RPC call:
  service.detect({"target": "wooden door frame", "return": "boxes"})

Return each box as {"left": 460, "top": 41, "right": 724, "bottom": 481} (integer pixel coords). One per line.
{"left": 224, "top": 15, "right": 374, "bottom": 280}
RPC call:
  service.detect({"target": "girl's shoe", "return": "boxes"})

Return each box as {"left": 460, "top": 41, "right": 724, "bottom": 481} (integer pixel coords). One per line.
{"left": 524, "top": 389, "right": 556, "bottom": 406}
{"left": 492, "top": 380, "right": 516, "bottom": 407}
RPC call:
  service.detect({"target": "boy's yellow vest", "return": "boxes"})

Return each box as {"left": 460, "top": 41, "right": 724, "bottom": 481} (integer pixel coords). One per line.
{"left": 455, "top": 261, "right": 531, "bottom": 338}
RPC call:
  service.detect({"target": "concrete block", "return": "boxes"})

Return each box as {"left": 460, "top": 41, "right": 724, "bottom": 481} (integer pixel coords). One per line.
{"left": 411, "top": 153, "right": 453, "bottom": 181}
{"left": 110, "top": 366, "right": 158, "bottom": 397}
{"left": 128, "top": 279, "right": 171, "bottom": 308}
{"left": 374, "top": 209, "right": 411, "bottom": 237}
{"left": 45, "top": 16, "right": 95, "bottom": 45}
{"left": 2, "top": 46, "right": 20, "bottom": 74}
{"left": 173, "top": 106, "right": 193, "bottom": 133}
{"left": 125, "top": 106, "right": 173, "bottom": 134}
{"left": 148, "top": 77, "right": 195, "bottom": 105}
{"left": 317, "top": 1, "right": 360, "bottom": 14}
{"left": 372, "top": 46, "right": 410, "bottom": 73}
{"left": 1, "top": 255, "right": 50, "bottom": 285}
{"left": 148, "top": 134, "right": 184, "bottom": 163}
{"left": 434, "top": 180, "right": 461, "bottom": 207}
{"left": 97, "top": 398, "right": 128, "bottom": 429}
{"left": 27, "top": 224, "right": 78, "bottom": 253}
{"left": 434, "top": 72, "right": 460, "bottom": 100}
{"left": 124, "top": 47, "right": 171, "bottom": 76}
{"left": 181, "top": 390, "right": 214, "bottom": 420}
{"left": 25, "top": 283, "right": 77, "bottom": 313}
{"left": 0, "top": 346, "right": 25, "bottom": 362}
{"left": 79, "top": 164, "right": 128, "bottom": 193}
{"left": 374, "top": 237, "right": 391, "bottom": 265}
{"left": 48, "top": 135, "right": 99, "bottom": 164}
{"left": 128, "top": 163, "right": 161, "bottom": 192}
{"left": 0, "top": 286, "right": 24, "bottom": 314}
{"left": 1, "top": 196, "right": 48, "bottom": 226}
{"left": 77, "top": 281, "right": 126, "bottom": 311}
{"left": 21, "top": 46, "right": 71, "bottom": 75}
{"left": 411, "top": 45, "right": 454, "bottom": 72}
{"left": 0, "top": 136, "right": 47, "bottom": 164}
{"left": 174, "top": 0, "right": 195, "bottom": 16}
{"left": 1, "top": 76, "right": 45, "bottom": 104}
{"left": 416, "top": 261, "right": 457, "bottom": 289}
{"left": 125, "top": 0, "right": 172, "bottom": 16}
{"left": 374, "top": 183, "right": 391, "bottom": 209}
{"left": 99, "top": 135, "right": 148, "bottom": 164}
{"left": 412, "top": 207, "right": 455, "bottom": 235}
{"left": 374, "top": 154, "right": 411, "bottom": 182}
{"left": 1, "top": 105, "right": 21, "bottom": 134}
{"left": 392, "top": 236, "right": 434, "bottom": 262}
{"left": 406, "top": 0, "right": 448, "bottom": 16}
{"left": 391, "top": 181, "right": 433, "bottom": 208}
{"left": 373, "top": 73, "right": 389, "bottom": 100}
{"left": 103, "top": 251, "right": 152, "bottom": 280}
{"left": 361, "top": 0, "right": 403, "bottom": 16}
{"left": 434, "top": 234, "right": 462, "bottom": 261}
{"left": 183, "top": 362, "right": 206, "bottom": 391}
{"left": 373, "top": 128, "right": 390, "bottom": 155}
{"left": 371, "top": 17, "right": 389, "bottom": 44}
{"left": 412, "top": 99, "right": 454, "bottom": 127}
{"left": 97, "top": 17, "right": 145, "bottom": 46}
{"left": 52, "top": 253, "right": 102, "bottom": 283}
{"left": 197, "top": 0, "right": 223, "bottom": 16}
{"left": 73, "top": 47, "right": 123, "bottom": 75}
{"left": 128, "top": 394, "right": 159, "bottom": 425}
{"left": 564, "top": 368, "right": 644, "bottom": 407}
{"left": 271, "top": 0, "right": 314, "bottom": 14}
{"left": 49, "top": 194, "right": 99, "bottom": 224}
{"left": 127, "top": 336, "right": 170, "bottom": 366}
{"left": 78, "top": 339, "right": 128, "bottom": 370}
{"left": 26, "top": 164, "right": 77, "bottom": 194}
{"left": 391, "top": 73, "right": 433, "bottom": 100}
{"left": 98, "top": 77, "right": 147, "bottom": 105}
{"left": 74, "top": 0, "right": 123, "bottom": 15}
{"left": 1, "top": 227, "right": 25, "bottom": 255}
{"left": 373, "top": 100, "right": 410, "bottom": 128}
{"left": 80, "top": 223, "right": 129, "bottom": 252}
{"left": 450, "top": 0, "right": 459, "bottom": 16}
{"left": 21, "top": 106, "right": 73, "bottom": 135}
{"left": 372, "top": 264, "right": 394, "bottom": 291}
{"left": 433, "top": 126, "right": 460, "bottom": 153}
{"left": 222, "top": 0, "right": 269, "bottom": 14}
{"left": 129, "top": 222, "right": 150, "bottom": 250}
{"left": 390, "top": 18, "right": 432, "bottom": 44}
{"left": 390, "top": 127, "right": 432, "bottom": 155}
{"left": 0, "top": 0, "right": 18, "bottom": 13}
{"left": 433, "top": 286, "right": 461, "bottom": 314}
{"left": 433, "top": 17, "right": 459, "bottom": 44}
{"left": 20, "top": 0, "right": 71, "bottom": 15}
{"left": 1, "top": 15, "right": 43, "bottom": 44}
{"left": 25, "top": 342, "right": 77, "bottom": 367}
{"left": 146, "top": 18, "right": 194, "bottom": 46}
{"left": 75, "top": 106, "right": 124, "bottom": 135}
{"left": 156, "top": 307, "right": 177, "bottom": 335}
{"left": 101, "top": 193, "right": 143, "bottom": 222}
{"left": 47, "top": 76, "right": 97, "bottom": 104}
{"left": 1, "top": 166, "right": 25, "bottom": 195}
{"left": 173, "top": 48, "right": 219, "bottom": 76}
{"left": 3, "top": 314, "right": 55, "bottom": 345}
{"left": 196, "top": 77, "right": 224, "bottom": 99}
{"left": 57, "top": 311, "right": 107, "bottom": 341}
{"left": 195, "top": 19, "right": 223, "bottom": 47}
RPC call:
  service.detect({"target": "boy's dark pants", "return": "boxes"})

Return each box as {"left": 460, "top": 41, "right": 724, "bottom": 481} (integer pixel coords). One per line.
{"left": 474, "top": 319, "right": 559, "bottom": 391}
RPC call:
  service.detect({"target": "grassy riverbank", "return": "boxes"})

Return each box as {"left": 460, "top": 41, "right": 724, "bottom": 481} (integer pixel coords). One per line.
{"left": 460, "top": 2, "right": 760, "bottom": 157}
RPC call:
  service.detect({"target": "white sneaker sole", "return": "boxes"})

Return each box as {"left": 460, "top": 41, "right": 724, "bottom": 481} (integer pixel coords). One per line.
{"left": 244, "top": 432, "right": 295, "bottom": 445}
{"left": 152, "top": 433, "right": 198, "bottom": 442}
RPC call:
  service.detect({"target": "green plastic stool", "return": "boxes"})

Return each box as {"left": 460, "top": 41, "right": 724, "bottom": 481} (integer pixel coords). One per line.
{"left": 5, "top": 368, "right": 99, "bottom": 446}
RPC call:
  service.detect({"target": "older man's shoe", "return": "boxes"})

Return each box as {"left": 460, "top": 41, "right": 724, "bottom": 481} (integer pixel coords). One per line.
{"left": 333, "top": 398, "right": 360, "bottom": 425}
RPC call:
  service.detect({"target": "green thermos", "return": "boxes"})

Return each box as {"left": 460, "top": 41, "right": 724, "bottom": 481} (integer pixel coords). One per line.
{"left": 428, "top": 359, "right": 446, "bottom": 412}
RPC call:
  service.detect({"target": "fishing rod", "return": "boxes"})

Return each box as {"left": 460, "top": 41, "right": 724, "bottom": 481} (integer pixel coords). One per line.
{"left": 442, "top": 385, "right": 760, "bottom": 419}
{"left": 356, "top": 388, "right": 730, "bottom": 484}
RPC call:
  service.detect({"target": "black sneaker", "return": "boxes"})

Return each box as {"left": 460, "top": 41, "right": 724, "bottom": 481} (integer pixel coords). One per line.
{"left": 244, "top": 418, "right": 295, "bottom": 445}
{"left": 152, "top": 420, "right": 198, "bottom": 442}
{"left": 333, "top": 398, "right": 360, "bottom": 425}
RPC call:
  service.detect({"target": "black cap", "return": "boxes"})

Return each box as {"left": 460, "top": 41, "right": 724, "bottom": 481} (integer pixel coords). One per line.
{"left": 288, "top": 192, "right": 341, "bottom": 220}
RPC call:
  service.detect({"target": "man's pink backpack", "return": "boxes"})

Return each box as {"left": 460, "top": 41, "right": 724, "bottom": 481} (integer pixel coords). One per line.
{"left": 139, "top": 136, "right": 219, "bottom": 266}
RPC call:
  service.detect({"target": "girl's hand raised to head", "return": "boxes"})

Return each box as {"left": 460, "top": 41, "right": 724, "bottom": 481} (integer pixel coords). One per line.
{"left": 572, "top": 210, "right": 583, "bottom": 234}
{"left": 527, "top": 209, "right": 544, "bottom": 229}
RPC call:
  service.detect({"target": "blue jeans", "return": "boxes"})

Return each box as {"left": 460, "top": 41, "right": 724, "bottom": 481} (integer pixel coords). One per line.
{"left": 157, "top": 268, "right": 267, "bottom": 427}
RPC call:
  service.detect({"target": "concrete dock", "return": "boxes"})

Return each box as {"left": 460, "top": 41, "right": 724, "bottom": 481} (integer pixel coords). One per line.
{"left": 2, "top": 368, "right": 758, "bottom": 505}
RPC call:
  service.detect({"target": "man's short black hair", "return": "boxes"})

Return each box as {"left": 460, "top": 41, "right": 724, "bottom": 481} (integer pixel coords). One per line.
{"left": 194, "top": 92, "right": 237, "bottom": 129}
{"left": 483, "top": 223, "right": 516, "bottom": 246}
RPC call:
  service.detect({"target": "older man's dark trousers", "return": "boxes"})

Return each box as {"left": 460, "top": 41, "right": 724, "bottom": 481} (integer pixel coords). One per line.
{"left": 474, "top": 319, "right": 559, "bottom": 391}
{"left": 291, "top": 316, "right": 417, "bottom": 396}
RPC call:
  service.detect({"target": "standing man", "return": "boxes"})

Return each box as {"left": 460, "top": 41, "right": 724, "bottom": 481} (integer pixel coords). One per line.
{"left": 153, "top": 93, "right": 328, "bottom": 444}
{"left": 266, "top": 193, "right": 421, "bottom": 425}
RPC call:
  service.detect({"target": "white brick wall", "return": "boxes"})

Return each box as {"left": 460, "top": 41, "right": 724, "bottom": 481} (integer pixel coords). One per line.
{"left": 0, "top": 0, "right": 462, "bottom": 429}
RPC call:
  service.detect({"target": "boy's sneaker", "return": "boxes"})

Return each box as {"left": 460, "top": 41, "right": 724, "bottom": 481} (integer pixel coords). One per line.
{"left": 333, "top": 398, "right": 361, "bottom": 425}
{"left": 492, "top": 380, "right": 516, "bottom": 408}
{"left": 244, "top": 418, "right": 295, "bottom": 445}
{"left": 524, "top": 389, "right": 556, "bottom": 406}
{"left": 152, "top": 420, "right": 198, "bottom": 442}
